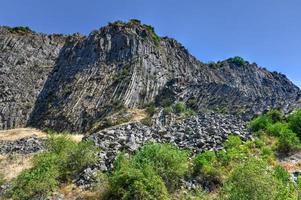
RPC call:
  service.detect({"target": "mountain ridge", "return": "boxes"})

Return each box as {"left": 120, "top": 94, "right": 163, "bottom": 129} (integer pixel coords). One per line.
{"left": 0, "top": 20, "right": 300, "bottom": 132}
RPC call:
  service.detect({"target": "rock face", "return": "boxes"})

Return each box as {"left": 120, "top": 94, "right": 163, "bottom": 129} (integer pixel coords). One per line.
{"left": 0, "top": 27, "right": 66, "bottom": 129}
{"left": 0, "top": 21, "right": 300, "bottom": 132}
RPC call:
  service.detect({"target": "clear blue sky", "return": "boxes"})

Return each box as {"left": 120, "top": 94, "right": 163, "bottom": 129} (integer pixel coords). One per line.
{"left": 1, "top": 0, "right": 300, "bottom": 87}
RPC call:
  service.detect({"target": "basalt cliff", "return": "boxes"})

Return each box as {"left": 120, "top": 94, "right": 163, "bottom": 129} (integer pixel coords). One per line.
{"left": 0, "top": 21, "right": 300, "bottom": 132}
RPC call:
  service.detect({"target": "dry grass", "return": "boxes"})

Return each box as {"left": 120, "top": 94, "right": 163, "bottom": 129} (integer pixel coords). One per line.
{"left": 0, "top": 154, "right": 34, "bottom": 180}
{"left": 0, "top": 127, "right": 84, "bottom": 143}
{"left": 129, "top": 108, "right": 148, "bottom": 122}
{"left": 58, "top": 183, "right": 109, "bottom": 200}
{"left": 0, "top": 128, "right": 47, "bottom": 141}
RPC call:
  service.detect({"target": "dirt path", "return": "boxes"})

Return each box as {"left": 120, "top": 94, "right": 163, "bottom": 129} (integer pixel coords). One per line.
{"left": 0, "top": 128, "right": 47, "bottom": 141}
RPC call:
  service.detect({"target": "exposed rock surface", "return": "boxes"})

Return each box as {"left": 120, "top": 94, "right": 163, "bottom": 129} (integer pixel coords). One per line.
{"left": 0, "top": 21, "right": 300, "bottom": 132}
{"left": 0, "top": 27, "right": 66, "bottom": 130}
{"left": 87, "top": 112, "right": 251, "bottom": 171}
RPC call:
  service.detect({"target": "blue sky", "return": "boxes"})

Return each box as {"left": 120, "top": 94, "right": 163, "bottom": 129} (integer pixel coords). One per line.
{"left": 1, "top": 0, "right": 300, "bottom": 87}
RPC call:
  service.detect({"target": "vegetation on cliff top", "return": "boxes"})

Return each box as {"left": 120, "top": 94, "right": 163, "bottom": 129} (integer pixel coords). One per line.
{"left": 109, "top": 19, "right": 161, "bottom": 46}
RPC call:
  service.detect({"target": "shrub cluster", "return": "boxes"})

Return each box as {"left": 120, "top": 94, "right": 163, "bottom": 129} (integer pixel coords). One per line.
{"left": 250, "top": 109, "right": 301, "bottom": 155}
{"left": 9, "top": 135, "right": 99, "bottom": 200}
{"left": 110, "top": 143, "right": 189, "bottom": 199}
{"left": 163, "top": 101, "right": 196, "bottom": 118}
{"left": 226, "top": 56, "right": 248, "bottom": 66}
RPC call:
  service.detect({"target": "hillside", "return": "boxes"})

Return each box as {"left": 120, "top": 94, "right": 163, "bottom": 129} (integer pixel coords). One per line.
{"left": 0, "top": 20, "right": 300, "bottom": 133}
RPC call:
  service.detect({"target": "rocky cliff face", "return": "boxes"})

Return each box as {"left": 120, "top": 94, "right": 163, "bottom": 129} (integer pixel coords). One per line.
{"left": 0, "top": 21, "right": 300, "bottom": 132}
{"left": 0, "top": 27, "right": 66, "bottom": 129}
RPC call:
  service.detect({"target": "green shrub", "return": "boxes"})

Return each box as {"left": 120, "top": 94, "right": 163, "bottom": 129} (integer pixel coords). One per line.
{"left": 57, "top": 140, "right": 99, "bottom": 182}
{"left": 163, "top": 106, "right": 173, "bottom": 114}
{"left": 227, "top": 56, "right": 247, "bottom": 65}
{"left": 249, "top": 115, "right": 271, "bottom": 132}
{"left": 220, "top": 158, "right": 284, "bottom": 200}
{"left": 0, "top": 173, "right": 5, "bottom": 187}
{"left": 266, "top": 109, "right": 284, "bottom": 123}
{"left": 223, "top": 135, "right": 242, "bottom": 149}
{"left": 193, "top": 151, "right": 216, "bottom": 174}
{"left": 274, "top": 165, "right": 290, "bottom": 184}
{"left": 277, "top": 128, "right": 300, "bottom": 155}
{"left": 193, "top": 151, "right": 222, "bottom": 190}
{"left": 133, "top": 143, "right": 189, "bottom": 190}
{"left": 174, "top": 102, "right": 186, "bottom": 114}
{"left": 10, "top": 153, "right": 60, "bottom": 200}
{"left": 266, "top": 122, "right": 289, "bottom": 137}
{"left": 46, "top": 135, "right": 76, "bottom": 155}
{"left": 145, "top": 103, "right": 156, "bottom": 116}
{"left": 288, "top": 109, "right": 301, "bottom": 137}
{"left": 9, "top": 136, "right": 99, "bottom": 199}
{"left": 110, "top": 154, "right": 170, "bottom": 200}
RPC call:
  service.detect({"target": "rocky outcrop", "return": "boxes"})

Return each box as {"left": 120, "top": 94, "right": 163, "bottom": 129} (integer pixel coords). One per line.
{"left": 87, "top": 112, "right": 251, "bottom": 171}
{"left": 0, "top": 27, "right": 66, "bottom": 130}
{"left": 0, "top": 21, "right": 300, "bottom": 132}
{"left": 0, "top": 136, "right": 44, "bottom": 154}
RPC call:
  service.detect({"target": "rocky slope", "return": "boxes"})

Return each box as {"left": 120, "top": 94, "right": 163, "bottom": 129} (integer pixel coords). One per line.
{"left": 0, "top": 21, "right": 300, "bottom": 132}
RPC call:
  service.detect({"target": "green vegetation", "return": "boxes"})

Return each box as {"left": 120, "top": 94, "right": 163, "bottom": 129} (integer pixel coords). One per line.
{"left": 133, "top": 143, "right": 189, "bottom": 190}
{"left": 109, "top": 143, "right": 189, "bottom": 199}
{"left": 110, "top": 154, "right": 170, "bottom": 200}
{"left": 8, "top": 135, "right": 100, "bottom": 200}
{"left": 289, "top": 109, "right": 301, "bottom": 137}
{"left": 163, "top": 101, "right": 196, "bottom": 118}
{"left": 250, "top": 109, "right": 301, "bottom": 155}
{"left": 4, "top": 26, "right": 33, "bottom": 34}
{"left": 109, "top": 19, "right": 161, "bottom": 46}
{"left": 227, "top": 56, "right": 248, "bottom": 66}
{"left": 0, "top": 173, "right": 6, "bottom": 187}
{"left": 220, "top": 158, "right": 293, "bottom": 200}
{"left": 5, "top": 109, "right": 301, "bottom": 199}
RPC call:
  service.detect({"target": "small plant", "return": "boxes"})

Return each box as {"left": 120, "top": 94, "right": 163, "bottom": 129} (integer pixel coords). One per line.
{"left": 277, "top": 128, "right": 300, "bottom": 156}
{"left": 133, "top": 143, "right": 189, "bottom": 191}
{"left": 227, "top": 56, "right": 248, "bottom": 65}
{"left": 0, "top": 173, "right": 5, "bottom": 187}
{"left": 174, "top": 102, "right": 186, "bottom": 114}
{"left": 6, "top": 26, "right": 33, "bottom": 34}
{"left": 110, "top": 154, "right": 170, "bottom": 200}
{"left": 266, "top": 122, "right": 289, "bottom": 137}
{"left": 9, "top": 153, "right": 60, "bottom": 200}
{"left": 288, "top": 109, "right": 301, "bottom": 138}
{"left": 249, "top": 114, "right": 271, "bottom": 132}
{"left": 145, "top": 102, "right": 156, "bottom": 116}
{"left": 220, "top": 158, "right": 283, "bottom": 200}
{"left": 9, "top": 135, "right": 100, "bottom": 199}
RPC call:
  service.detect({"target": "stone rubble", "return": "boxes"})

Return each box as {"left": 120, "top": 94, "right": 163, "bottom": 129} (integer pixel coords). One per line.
{"left": 87, "top": 112, "right": 251, "bottom": 172}
{"left": 0, "top": 135, "right": 44, "bottom": 154}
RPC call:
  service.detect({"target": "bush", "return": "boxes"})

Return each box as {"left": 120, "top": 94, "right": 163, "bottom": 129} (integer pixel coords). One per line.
{"left": 174, "top": 102, "right": 186, "bottom": 114}
{"left": 266, "top": 122, "right": 288, "bottom": 137}
{"left": 110, "top": 154, "right": 169, "bottom": 200}
{"left": 288, "top": 109, "right": 301, "bottom": 137}
{"left": 0, "top": 173, "right": 5, "bottom": 187}
{"left": 220, "top": 158, "right": 284, "bottom": 200}
{"left": 266, "top": 109, "right": 284, "bottom": 123}
{"left": 9, "top": 136, "right": 100, "bottom": 199}
{"left": 193, "top": 151, "right": 216, "bottom": 174}
{"left": 10, "top": 153, "right": 60, "bottom": 200}
{"left": 223, "top": 135, "right": 242, "bottom": 149}
{"left": 227, "top": 56, "right": 247, "bottom": 65}
{"left": 57, "top": 140, "right": 99, "bottom": 182}
{"left": 249, "top": 115, "right": 271, "bottom": 132}
{"left": 133, "top": 143, "right": 189, "bottom": 190}
{"left": 193, "top": 151, "right": 222, "bottom": 191}
{"left": 277, "top": 128, "right": 300, "bottom": 155}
